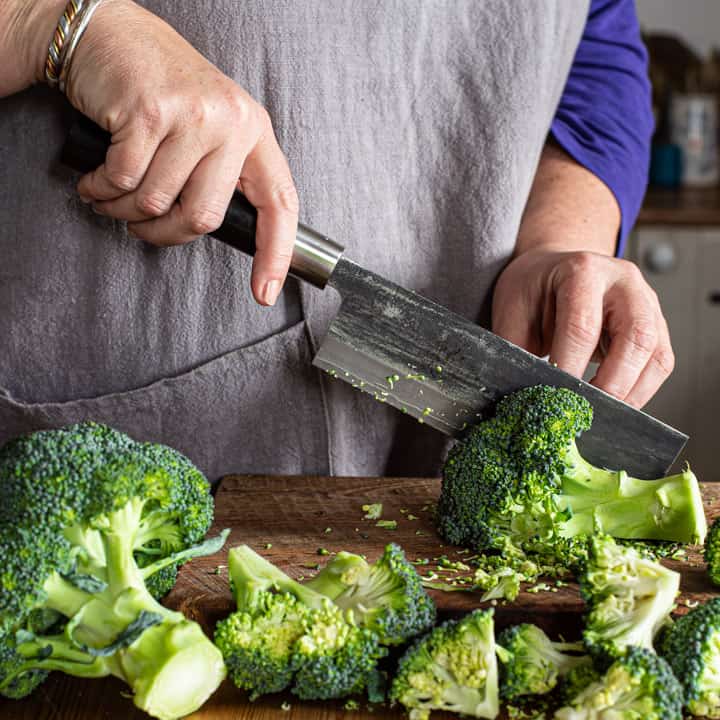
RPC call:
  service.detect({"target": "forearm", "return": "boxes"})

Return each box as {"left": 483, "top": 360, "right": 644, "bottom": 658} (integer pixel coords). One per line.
{"left": 515, "top": 141, "right": 620, "bottom": 258}
{"left": 1, "top": 0, "right": 67, "bottom": 97}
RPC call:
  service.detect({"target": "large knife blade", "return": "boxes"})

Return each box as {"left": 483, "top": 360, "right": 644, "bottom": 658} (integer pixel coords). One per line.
{"left": 62, "top": 114, "right": 687, "bottom": 479}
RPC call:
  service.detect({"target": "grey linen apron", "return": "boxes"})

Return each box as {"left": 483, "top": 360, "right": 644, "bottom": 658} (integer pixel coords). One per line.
{"left": 0, "top": 1, "right": 589, "bottom": 481}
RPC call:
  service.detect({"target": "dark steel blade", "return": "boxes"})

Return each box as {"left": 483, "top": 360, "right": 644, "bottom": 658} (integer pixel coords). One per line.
{"left": 313, "top": 258, "right": 687, "bottom": 478}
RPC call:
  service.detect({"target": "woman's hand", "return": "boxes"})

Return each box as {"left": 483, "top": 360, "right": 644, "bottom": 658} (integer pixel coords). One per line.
{"left": 492, "top": 248, "right": 674, "bottom": 408}
{"left": 20, "top": 0, "right": 298, "bottom": 306}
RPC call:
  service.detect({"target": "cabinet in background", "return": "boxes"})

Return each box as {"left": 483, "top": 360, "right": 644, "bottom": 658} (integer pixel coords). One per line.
{"left": 629, "top": 228, "right": 720, "bottom": 481}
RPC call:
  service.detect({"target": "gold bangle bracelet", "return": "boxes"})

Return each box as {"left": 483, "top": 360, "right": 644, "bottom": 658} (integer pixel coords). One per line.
{"left": 45, "top": 0, "right": 82, "bottom": 88}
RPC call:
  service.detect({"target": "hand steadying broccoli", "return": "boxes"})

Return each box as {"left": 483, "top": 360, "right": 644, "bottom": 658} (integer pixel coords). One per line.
{"left": 215, "top": 542, "right": 435, "bottom": 701}
{"left": 0, "top": 422, "right": 228, "bottom": 720}
{"left": 438, "top": 385, "right": 706, "bottom": 560}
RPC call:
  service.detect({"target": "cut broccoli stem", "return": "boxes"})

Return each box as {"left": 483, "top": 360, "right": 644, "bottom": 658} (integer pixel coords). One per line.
{"left": 228, "top": 545, "right": 327, "bottom": 613}
{"left": 557, "top": 447, "right": 706, "bottom": 544}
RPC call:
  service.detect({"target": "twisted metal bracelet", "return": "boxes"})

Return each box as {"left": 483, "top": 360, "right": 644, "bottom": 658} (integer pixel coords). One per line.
{"left": 45, "top": 0, "right": 82, "bottom": 88}
{"left": 45, "top": 0, "right": 105, "bottom": 93}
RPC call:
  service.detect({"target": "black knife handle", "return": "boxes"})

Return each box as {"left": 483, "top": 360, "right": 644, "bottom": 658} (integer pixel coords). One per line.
{"left": 61, "top": 114, "right": 344, "bottom": 286}
{"left": 61, "top": 113, "right": 258, "bottom": 257}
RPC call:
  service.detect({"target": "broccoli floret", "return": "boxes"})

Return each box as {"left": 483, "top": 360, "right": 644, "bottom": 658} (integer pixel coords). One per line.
{"left": 558, "top": 663, "right": 603, "bottom": 705}
{"left": 704, "top": 518, "right": 720, "bottom": 587}
{"left": 580, "top": 535, "right": 679, "bottom": 660}
{"left": 472, "top": 566, "right": 522, "bottom": 602}
{"left": 497, "top": 624, "right": 590, "bottom": 700}
{"left": 438, "top": 385, "right": 707, "bottom": 556}
{"left": 0, "top": 423, "right": 228, "bottom": 720}
{"left": 554, "top": 647, "right": 683, "bottom": 720}
{"left": 214, "top": 545, "right": 386, "bottom": 701}
{"left": 658, "top": 597, "right": 720, "bottom": 717}
{"left": 389, "top": 609, "right": 499, "bottom": 720}
{"left": 303, "top": 543, "right": 436, "bottom": 644}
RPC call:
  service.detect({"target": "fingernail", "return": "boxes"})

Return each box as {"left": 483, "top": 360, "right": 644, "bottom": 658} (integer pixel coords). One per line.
{"left": 91, "top": 204, "right": 104, "bottom": 215}
{"left": 261, "top": 279, "right": 281, "bottom": 306}
{"left": 79, "top": 194, "right": 92, "bottom": 204}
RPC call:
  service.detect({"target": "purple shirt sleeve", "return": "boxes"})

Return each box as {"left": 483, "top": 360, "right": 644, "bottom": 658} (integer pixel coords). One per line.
{"left": 550, "top": 0, "right": 654, "bottom": 256}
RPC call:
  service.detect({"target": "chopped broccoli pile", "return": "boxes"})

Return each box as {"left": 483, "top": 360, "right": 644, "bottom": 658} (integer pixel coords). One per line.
{"left": 659, "top": 596, "right": 720, "bottom": 717}
{"left": 304, "top": 543, "right": 436, "bottom": 645}
{"left": 704, "top": 517, "right": 720, "bottom": 586}
{"left": 438, "top": 385, "right": 707, "bottom": 560}
{"left": 497, "top": 624, "right": 590, "bottom": 700}
{"left": 215, "top": 543, "right": 433, "bottom": 701}
{"left": 580, "top": 535, "right": 679, "bottom": 660}
{"left": 390, "top": 609, "right": 499, "bottom": 720}
{"left": 0, "top": 423, "right": 228, "bottom": 720}
{"left": 554, "top": 647, "right": 683, "bottom": 720}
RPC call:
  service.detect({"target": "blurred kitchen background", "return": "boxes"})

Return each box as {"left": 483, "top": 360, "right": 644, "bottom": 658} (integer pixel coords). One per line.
{"left": 628, "top": 1, "right": 719, "bottom": 480}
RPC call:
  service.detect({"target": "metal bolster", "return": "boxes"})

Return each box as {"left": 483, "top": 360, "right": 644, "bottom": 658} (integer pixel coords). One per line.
{"left": 290, "top": 225, "right": 345, "bottom": 288}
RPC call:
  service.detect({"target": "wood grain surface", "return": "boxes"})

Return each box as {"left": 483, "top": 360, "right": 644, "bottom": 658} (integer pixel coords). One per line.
{"left": 3, "top": 475, "right": 719, "bottom": 720}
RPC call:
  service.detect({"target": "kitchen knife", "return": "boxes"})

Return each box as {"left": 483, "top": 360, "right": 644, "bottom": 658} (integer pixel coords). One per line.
{"left": 61, "top": 114, "right": 688, "bottom": 478}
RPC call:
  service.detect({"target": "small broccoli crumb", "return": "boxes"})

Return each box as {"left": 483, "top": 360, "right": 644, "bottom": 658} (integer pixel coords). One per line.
{"left": 281, "top": 701, "right": 292, "bottom": 711}
{"left": 324, "top": 527, "right": 332, "bottom": 534}
{"left": 376, "top": 520, "right": 397, "bottom": 530}
{"left": 317, "top": 548, "right": 330, "bottom": 556}
{"left": 264, "top": 543, "right": 272, "bottom": 550}
{"left": 415, "top": 530, "right": 425, "bottom": 536}
{"left": 301, "top": 562, "right": 320, "bottom": 570}
{"left": 344, "top": 699, "right": 360, "bottom": 711}
{"left": 211, "top": 565, "right": 226, "bottom": 575}
{"left": 407, "top": 514, "right": 419, "bottom": 521}
{"left": 362, "top": 503, "right": 383, "bottom": 520}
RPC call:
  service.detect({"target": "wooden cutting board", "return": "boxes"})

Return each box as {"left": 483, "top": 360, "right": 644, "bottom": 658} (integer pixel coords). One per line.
{"left": 3, "top": 475, "right": 719, "bottom": 720}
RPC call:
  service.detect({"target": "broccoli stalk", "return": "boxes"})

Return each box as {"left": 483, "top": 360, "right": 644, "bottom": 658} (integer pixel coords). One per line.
{"left": 0, "top": 423, "right": 228, "bottom": 720}
{"left": 704, "top": 517, "right": 720, "bottom": 587}
{"left": 497, "top": 624, "right": 591, "bottom": 700}
{"left": 557, "top": 445, "right": 705, "bottom": 543}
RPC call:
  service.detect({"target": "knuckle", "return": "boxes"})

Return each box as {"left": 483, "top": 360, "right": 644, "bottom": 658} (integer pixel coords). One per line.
{"left": 136, "top": 190, "right": 174, "bottom": 217}
{"left": 186, "top": 204, "right": 225, "bottom": 236}
{"left": 103, "top": 168, "right": 140, "bottom": 192}
{"left": 225, "top": 86, "right": 253, "bottom": 125}
{"left": 268, "top": 178, "right": 300, "bottom": 215}
{"left": 564, "top": 314, "right": 598, "bottom": 347}
{"left": 652, "top": 346, "right": 675, "bottom": 376}
{"left": 621, "top": 259, "right": 645, "bottom": 283}
{"left": 623, "top": 321, "right": 658, "bottom": 355}
{"left": 564, "top": 251, "right": 597, "bottom": 276}
{"left": 137, "top": 98, "right": 166, "bottom": 133}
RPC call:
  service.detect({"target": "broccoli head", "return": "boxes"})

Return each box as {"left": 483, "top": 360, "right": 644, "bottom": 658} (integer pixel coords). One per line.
{"left": 303, "top": 543, "right": 436, "bottom": 645}
{"left": 580, "top": 535, "right": 679, "bottom": 660}
{"left": 390, "top": 609, "right": 499, "bottom": 720}
{"left": 0, "top": 423, "right": 227, "bottom": 720}
{"left": 214, "top": 544, "right": 387, "bottom": 701}
{"left": 438, "top": 385, "right": 706, "bottom": 555}
{"left": 704, "top": 517, "right": 720, "bottom": 587}
{"left": 659, "top": 597, "right": 720, "bottom": 717}
{"left": 554, "top": 647, "right": 683, "bottom": 720}
{"left": 497, "top": 623, "right": 590, "bottom": 700}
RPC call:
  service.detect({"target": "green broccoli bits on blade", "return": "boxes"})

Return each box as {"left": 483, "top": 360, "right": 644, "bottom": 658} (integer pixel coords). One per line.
{"left": 580, "top": 535, "right": 679, "bottom": 660}
{"left": 390, "top": 609, "right": 499, "bottom": 720}
{"left": 497, "top": 624, "right": 590, "bottom": 701}
{"left": 216, "top": 544, "right": 435, "bottom": 701}
{"left": 659, "top": 596, "right": 720, "bottom": 718}
{"left": 0, "top": 422, "right": 227, "bottom": 720}
{"left": 554, "top": 647, "right": 683, "bottom": 720}
{"left": 704, "top": 517, "right": 720, "bottom": 586}
{"left": 437, "top": 385, "right": 707, "bottom": 558}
